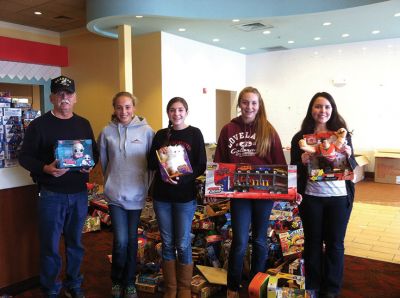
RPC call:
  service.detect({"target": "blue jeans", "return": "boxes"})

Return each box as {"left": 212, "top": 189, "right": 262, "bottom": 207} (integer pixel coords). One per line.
{"left": 109, "top": 205, "right": 142, "bottom": 286}
{"left": 299, "top": 194, "right": 352, "bottom": 295}
{"left": 153, "top": 199, "right": 196, "bottom": 264}
{"left": 227, "top": 199, "right": 274, "bottom": 291}
{"left": 38, "top": 188, "right": 88, "bottom": 295}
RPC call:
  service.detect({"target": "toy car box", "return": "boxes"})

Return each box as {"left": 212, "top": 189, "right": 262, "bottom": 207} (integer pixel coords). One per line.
{"left": 55, "top": 139, "right": 95, "bottom": 170}
{"left": 156, "top": 144, "right": 192, "bottom": 182}
{"left": 301, "top": 131, "right": 354, "bottom": 181}
{"left": 205, "top": 162, "right": 297, "bottom": 200}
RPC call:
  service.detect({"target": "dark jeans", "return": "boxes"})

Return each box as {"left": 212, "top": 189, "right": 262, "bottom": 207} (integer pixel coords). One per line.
{"left": 227, "top": 199, "right": 274, "bottom": 291}
{"left": 153, "top": 199, "right": 196, "bottom": 264}
{"left": 299, "top": 194, "right": 352, "bottom": 295}
{"left": 109, "top": 205, "right": 142, "bottom": 286}
{"left": 38, "top": 188, "right": 88, "bottom": 295}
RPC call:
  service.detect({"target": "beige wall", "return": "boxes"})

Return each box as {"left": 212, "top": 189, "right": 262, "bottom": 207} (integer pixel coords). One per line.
{"left": 132, "top": 32, "right": 162, "bottom": 131}
{"left": 1, "top": 21, "right": 163, "bottom": 136}
{"left": 60, "top": 29, "right": 119, "bottom": 137}
{"left": 60, "top": 29, "right": 163, "bottom": 136}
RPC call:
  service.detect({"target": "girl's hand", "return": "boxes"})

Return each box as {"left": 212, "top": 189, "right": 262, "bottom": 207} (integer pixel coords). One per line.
{"left": 158, "top": 147, "right": 168, "bottom": 154}
{"left": 343, "top": 145, "right": 352, "bottom": 157}
{"left": 295, "top": 193, "right": 303, "bottom": 205}
{"left": 301, "top": 152, "right": 311, "bottom": 165}
{"left": 166, "top": 176, "right": 179, "bottom": 185}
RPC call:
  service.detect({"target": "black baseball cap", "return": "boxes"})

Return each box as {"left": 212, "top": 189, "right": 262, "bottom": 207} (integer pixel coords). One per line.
{"left": 51, "top": 75, "right": 75, "bottom": 93}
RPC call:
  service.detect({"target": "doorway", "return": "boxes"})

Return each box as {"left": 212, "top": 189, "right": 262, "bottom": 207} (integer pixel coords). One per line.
{"left": 215, "top": 89, "right": 237, "bottom": 141}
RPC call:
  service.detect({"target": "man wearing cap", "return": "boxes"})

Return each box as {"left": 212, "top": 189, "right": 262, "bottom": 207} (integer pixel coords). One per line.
{"left": 19, "top": 75, "right": 99, "bottom": 298}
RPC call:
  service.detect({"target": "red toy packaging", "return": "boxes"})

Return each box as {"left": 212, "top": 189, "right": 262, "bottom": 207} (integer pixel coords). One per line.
{"left": 205, "top": 162, "right": 297, "bottom": 200}
{"left": 299, "top": 129, "right": 354, "bottom": 181}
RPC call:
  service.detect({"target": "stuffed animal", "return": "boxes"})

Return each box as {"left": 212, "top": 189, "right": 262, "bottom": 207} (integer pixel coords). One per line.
{"left": 159, "top": 145, "right": 188, "bottom": 176}
{"left": 81, "top": 154, "right": 93, "bottom": 167}
{"left": 299, "top": 128, "right": 347, "bottom": 153}
{"left": 299, "top": 128, "right": 348, "bottom": 171}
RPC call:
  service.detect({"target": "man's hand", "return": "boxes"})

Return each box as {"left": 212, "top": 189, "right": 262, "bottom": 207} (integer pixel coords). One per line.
{"left": 80, "top": 167, "right": 93, "bottom": 174}
{"left": 43, "top": 160, "right": 69, "bottom": 177}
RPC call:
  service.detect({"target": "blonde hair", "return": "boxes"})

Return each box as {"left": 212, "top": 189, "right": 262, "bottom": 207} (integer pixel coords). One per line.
{"left": 111, "top": 91, "right": 137, "bottom": 122}
{"left": 237, "top": 87, "right": 276, "bottom": 158}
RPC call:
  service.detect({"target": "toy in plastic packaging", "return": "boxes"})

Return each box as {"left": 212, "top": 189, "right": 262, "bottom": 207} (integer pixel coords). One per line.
{"left": 156, "top": 144, "right": 193, "bottom": 182}
{"left": 298, "top": 128, "right": 354, "bottom": 181}
{"left": 55, "top": 139, "right": 95, "bottom": 170}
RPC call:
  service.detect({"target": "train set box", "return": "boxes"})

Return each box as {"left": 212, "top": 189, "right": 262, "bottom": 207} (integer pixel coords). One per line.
{"left": 55, "top": 139, "right": 95, "bottom": 170}
{"left": 300, "top": 130, "right": 354, "bottom": 181}
{"left": 205, "top": 162, "right": 297, "bottom": 200}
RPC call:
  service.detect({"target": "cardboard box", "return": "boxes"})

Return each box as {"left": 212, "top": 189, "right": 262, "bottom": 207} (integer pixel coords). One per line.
{"left": 205, "top": 162, "right": 297, "bottom": 200}
{"left": 353, "top": 155, "right": 369, "bottom": 183}
{"left": 374, "top": 151, "right": 400, "bottom": 184}
{"left": 248, "top": 272, "right": 270, "bottom": 298}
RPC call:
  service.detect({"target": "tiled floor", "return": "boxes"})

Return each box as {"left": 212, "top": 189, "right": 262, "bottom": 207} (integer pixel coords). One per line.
{"left": 345, "top": 202, "right": 400, "bottom": 264}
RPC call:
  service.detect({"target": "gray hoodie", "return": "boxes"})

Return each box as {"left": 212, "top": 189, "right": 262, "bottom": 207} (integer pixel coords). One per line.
{"left": 98, "top": 116, "right": 154, "bottom": 210}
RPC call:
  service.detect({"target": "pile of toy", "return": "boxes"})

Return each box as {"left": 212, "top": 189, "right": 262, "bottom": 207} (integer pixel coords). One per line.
{"left": 83, "top": 178, "right": 314, "bottom": 297}
{"left": 0, "top": 91, "right": 40, "bottom": 168}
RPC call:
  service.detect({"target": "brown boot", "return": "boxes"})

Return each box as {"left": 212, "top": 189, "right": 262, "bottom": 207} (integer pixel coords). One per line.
{"left": 162, "top": 260, "right": 177, "bottom": 298}
{"left": 176, "top": 263, "right": 193, "bottom": 298}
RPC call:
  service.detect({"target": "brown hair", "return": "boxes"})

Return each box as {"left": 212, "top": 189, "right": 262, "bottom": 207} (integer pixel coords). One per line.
{"left": 164, "top": 97, "right": 189, "bottom": 145}
{"left": 237, "top": 87, "right": 277, "bottom": 158}
{"left": 111, "top": 91, "right": 137, "bottom": 122}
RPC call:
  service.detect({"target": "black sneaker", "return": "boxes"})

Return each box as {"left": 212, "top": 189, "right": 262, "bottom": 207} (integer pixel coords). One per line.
{"left": 64, "top": 288, "right": 85, "bottom": 298}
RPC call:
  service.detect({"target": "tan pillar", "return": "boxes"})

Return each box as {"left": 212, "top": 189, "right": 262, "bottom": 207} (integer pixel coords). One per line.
{"left": 118, "top": 24, "right": 133, "bottom": 93}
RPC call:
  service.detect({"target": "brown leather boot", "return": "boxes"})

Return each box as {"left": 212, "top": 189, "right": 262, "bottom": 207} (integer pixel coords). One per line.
{"left": 162, "top": 260, "right": 177, "bottom": 298}
{"left": 176, "top": 263, "right": 193, "bottom": 298}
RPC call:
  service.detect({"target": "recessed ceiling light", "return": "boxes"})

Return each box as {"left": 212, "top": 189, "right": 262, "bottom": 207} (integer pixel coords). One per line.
{"left": 232, "top": 19, "right": 240, "bottom": 23}
{"left": 34, "top": 11, "right": 42, "bottom": 15}
{"left": 314, "top": 51, "right": 319, "bottom": 55}
{"left": 387, "top": 44, "right": 393, "bottom": 48}
{"left": 178, "top": 28, "right": 186, "bottom": 32}
{"left": 338, "top": 49, "right": 343, "bottom": 53}
{"left": 342, "top": 33, "right": 350, "bottom": 38}
{"left": 288, "top": 40, "right": 295, "bottom": 44}
{"left": 362, "top": 47, "right": 367, "bottom": 51}
{"left": 240, "top": 47, "right": 246, "bottom": 50}
{"left": 263, "top": 30, "right": 271, "bottom": 35}
{"left": 394, "top": 12, "right": 400, "bottom": 17}
{"left": 323, "top": 22, "right": 332, "bottom": 26}
{"left": 371, "top": 30, "right": 380, "bottom": 34}
{"left": 212, "top": 38, "right": 220, "bottom": 42}
{"left": 135, "top": 15, "right": 143, "bottom": 18}
{"left": 314, "top": 37, "right": 321, "bottom": 41}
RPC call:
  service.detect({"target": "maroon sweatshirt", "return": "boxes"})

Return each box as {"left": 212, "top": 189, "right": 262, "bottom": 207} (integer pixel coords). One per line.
{"left": 214, "top": 116, "right": 286, "bottom": 165}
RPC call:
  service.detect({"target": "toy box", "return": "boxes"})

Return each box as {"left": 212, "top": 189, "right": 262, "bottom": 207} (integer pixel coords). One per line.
{"left": 55, "top": 139, "right": 95, "bottom": 170}
{"left": 156, "top": 144, "right": 192, "bottom": 182}
{"left": 248, "top": 272, "right": 270, "bottom": 298}
{"left": 205, "top": 162, "right": 297, "bottom": 200}
{"left": 300, "top": 131, "right": 354, "bottom": 181}
{"left": 191, "top": 274, "right": 208, "bottom": 293}
{"left": 278, "top": 229, "right": 304, "bottom": 257}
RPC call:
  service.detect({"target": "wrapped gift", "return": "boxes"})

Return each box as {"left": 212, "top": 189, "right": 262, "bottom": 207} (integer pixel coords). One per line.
{"left": 82, "top": 215, "right": 101, "bottom": 233}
